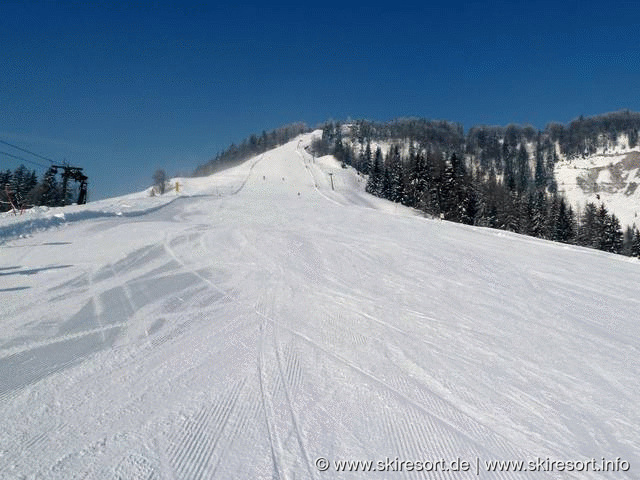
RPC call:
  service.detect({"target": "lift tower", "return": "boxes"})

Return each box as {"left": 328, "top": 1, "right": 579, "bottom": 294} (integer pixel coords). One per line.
{"left": 51, "top": 165, "right": 88, "bottom": 205}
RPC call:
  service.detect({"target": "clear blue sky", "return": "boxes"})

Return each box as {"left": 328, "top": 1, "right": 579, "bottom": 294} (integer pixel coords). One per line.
{"left": 2, "top": 1, "right": 640, "bottom": 200}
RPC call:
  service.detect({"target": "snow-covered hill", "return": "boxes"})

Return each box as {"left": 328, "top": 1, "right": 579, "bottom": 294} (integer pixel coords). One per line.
{"left": 555, "top": 139, "right": 640, "bottom": 228}
{"left": 337, "top": 123, "right": 640, "bottom": 229}
{"left": 1, "top": 133, "right": 638, "bottom": 479}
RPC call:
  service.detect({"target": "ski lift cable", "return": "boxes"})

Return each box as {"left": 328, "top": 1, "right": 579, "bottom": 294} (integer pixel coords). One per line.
{"left": 0, "top": 139, "right": 56, "bottom": 165}
{"left": 0, "top": 150, "right": 49, "bottom": 169}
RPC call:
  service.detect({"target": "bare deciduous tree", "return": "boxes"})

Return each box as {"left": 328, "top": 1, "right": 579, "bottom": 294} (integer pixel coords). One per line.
{"left": 153, "top": 169, "right": 167, "bottom": 195}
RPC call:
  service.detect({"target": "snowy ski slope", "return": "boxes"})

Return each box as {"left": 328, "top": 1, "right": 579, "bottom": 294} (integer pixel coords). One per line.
{"left": 0, "top": 133, "right": 638, "bottom": 479}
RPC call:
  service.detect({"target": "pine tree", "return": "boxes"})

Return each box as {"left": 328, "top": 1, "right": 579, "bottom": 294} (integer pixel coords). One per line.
{"left": 631, "top": 226, "right": 640, "bottom": 258}
{"left": 366, "top": 147, "right": 384, "bottom": 196}
{"left": 0, "top": 169, "right": 12, "bottom": 210}
{"left": 480, "top": 167, "right": 500, "bottom": 227}
{"left": 472, "top": 176, "right": 489, "bottom": 226}
{"left": 595, "top": 204, "right": 610, "bottom": 250}
{"left": 546, "top": 194, "right": 560, "bottom": 239}
{"left": 439, "top": 155, "right": 458, "bottom": 220}
{"left": 362, "top": 141, "right": 372, "bottom": 175}
{"left": 453, "top": 152, "right": 471, "bottom": 221}
{"left": 519, "top": 193, "right": 534, "bottom": 235}
{"left": 408, "top": 142, "right": 415, "bottom": 162}
{"left": 0, "top": 169, "right": 10, "bottom": 187}
{"left": 578, "top": 202, "right": 598, "bottom": 247}
{"left": 554, "top": 197, "right": 574, "bottom": 243}
{"left": 26, "top": 170, "right": 38, "bottom": 197}
{"left": 35, "top": 166, "right": 62, "bottom": 207}
{"left": 426, "top": 154, "right": 442, "bottom": 216}
{"left": 603, "top": 214, "right": 623, "bottom": 253}
{"left": 530, "top": 191, "right": 548, "bottom": 238}
{"left": 623, "top": 225, "right": 635, "bottom": 256}
{"left": 516, "top": 143, "right": 531, "bottom": 193}
{"left": 502, "top": 140, "right": 516, "bottom": 191}
{"left": 463, "top": 180, "right": 478, "bottom": 225}
{"left": 381, "top": 163, "right": 392, "bottom": 200}
{"left": 546, "top": 148, "right": 558, "bottom": 193}
{"left": 11, "top": 165, "right": 29, "bottom": 201}
{"left": 342, "top": 145, "right": 353, "bottom": 168}
{"left": 534, "top": 142, "right": 547, "bottom": 191}
{"left": 487, "top": 133, "right": 502, "bottom": 172}
{"left": 501, "top": 191, "right": 520, "bottom": 232}
{"left": 333, "top": 137, "right": 344, "bottom": 164}
{"left": 406, "top": 150, "right": 426, "bottom": 208}
{"left": 567, "top": 204, "right": 577, "bottom": 244}
{"left": 387, "top": 145, "right": 405, "bottom": 203}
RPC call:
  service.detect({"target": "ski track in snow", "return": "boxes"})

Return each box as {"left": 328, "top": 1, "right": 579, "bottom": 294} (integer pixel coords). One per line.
{"left": 1, "top": 132, "right": 639, "bottom": 479}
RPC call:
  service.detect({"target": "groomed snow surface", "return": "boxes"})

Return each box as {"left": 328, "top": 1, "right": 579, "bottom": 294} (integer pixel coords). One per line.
{"left": 1, "top": 133, "right": 638, "bottom": 479}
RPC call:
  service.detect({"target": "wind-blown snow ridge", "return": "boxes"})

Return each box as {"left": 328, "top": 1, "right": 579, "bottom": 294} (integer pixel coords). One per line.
{"left": 0, "top": 198, "right": 179, "bottom": 243}
{"left": 0, "top": 132, "right": 638, "bottom": 479}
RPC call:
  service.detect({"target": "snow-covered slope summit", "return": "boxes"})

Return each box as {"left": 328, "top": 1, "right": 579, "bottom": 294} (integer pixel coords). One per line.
{"left": 1, "top": 133, "right": 638, "bottom": 479}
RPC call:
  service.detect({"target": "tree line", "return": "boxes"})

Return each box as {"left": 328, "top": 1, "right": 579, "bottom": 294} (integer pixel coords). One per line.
{"left": 335, "top": 111, "right": 640, "bottom": 184}
{"left": 313, "top": 121, "right": 640, "bottom": 258}
{"left": 0, "top": 164, "right": 71, "bottom": 212}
